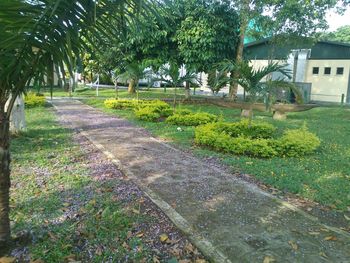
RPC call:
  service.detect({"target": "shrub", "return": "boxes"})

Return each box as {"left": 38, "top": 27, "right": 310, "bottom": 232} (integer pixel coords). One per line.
{"left": 104, "top": 99, "right": 137, "bottom": 109}
{"left": 139, "top": 100, "right": 173, "bottom": 117}
{"left": 134, "top": 107, "right": 161, "bottom": 122}
{"left": 195, "top": 124, "right": 277, "bottom": 158}
{"left": 134, "top": 100, "right": 173, "bottom": 122}
{"left": 176, "top": 109, "right": 192, "bottom": 116}
{"left": 274, "top": 128, "right": 321, "bottom": 157}
{"left": 24, "top": 93, "right": 46, "bottom": 108}
{"left": 166, "top": 112, "right": 218, "bottom": 126}
{"left": 195, "top": 121, "right": 320, "bottom": 158}
{"left": 215, "top": 119, "right": 276, "bottom": 139}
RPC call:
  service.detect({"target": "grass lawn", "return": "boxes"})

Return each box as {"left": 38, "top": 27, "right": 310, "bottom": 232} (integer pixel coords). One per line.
{"left": 10, "top": 107, "right": 149, "bottom": 262}
{"left": 39, "top": 86, "right": 201, "bottom": 100}
{"left": 84, "top": 98, "right": 350, "bottom": 211}
{"left": 10, "top": 106, "right": 205, "bottom": 262}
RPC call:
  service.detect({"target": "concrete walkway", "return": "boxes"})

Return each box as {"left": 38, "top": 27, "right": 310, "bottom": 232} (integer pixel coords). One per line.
{"left": 52, "top": 99, "right": 350, "bottom": 263}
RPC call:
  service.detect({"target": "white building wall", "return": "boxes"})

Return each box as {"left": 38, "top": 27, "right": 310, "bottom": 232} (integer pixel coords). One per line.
{"left": 305, "top": 59, "right": 350, "bottom": 103}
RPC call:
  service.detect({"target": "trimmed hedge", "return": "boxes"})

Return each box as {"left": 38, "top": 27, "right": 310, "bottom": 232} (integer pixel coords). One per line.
{"left": 195, "top": 121, "right": 320, "bottom": 158}
{"left": 24, "top": 93, "right": 46, "bottom": 108}
{"left": 166, "top": 112, "right": 218, "bottom": 126}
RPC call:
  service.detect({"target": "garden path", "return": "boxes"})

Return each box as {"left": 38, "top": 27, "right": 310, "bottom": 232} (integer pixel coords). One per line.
{"left": 52, "top": 99, "right": 350, "bottom": 263}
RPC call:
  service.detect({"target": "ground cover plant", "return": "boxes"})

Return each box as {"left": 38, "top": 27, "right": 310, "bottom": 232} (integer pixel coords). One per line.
{"left": 8, "top": 107, "right": 205, "bottom": 262}
{"left": 83, "top": 98, "right": 350, "bottom": 211}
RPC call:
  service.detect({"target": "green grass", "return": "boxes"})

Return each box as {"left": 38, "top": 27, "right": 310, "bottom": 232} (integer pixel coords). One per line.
{"left": 39, "top": 86, "right": 197, "bottom": 100}
{"left": 84, "top": 98, "right": 350, "bottom": 211}
{"left": 10, "top": 107, "right": 149, "bottom": 262}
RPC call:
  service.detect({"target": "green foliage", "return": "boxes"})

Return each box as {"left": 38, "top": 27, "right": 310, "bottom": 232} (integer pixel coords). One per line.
{"left": 274, "top": 127, "right": 321, "bottom": 157}
{"left": 134, "top": 107, "right": 161, "bottom": 122}
{"left": 166, "top": 112, "right": 218, "bottom": 126}
{"left": 319, "top": 25, "right": 350, "bottom": 44}
{"left": 175, "top": 0, "right": 239, "bottom": 72}
{"left": 195, "top": 123, "right": 277, "bottom": 158}
{"left": 104, "top": 99, "right": 172, "bottom": 116}
{"left": 214, "top": 119, "right": 276, "bottom": 139}
{"left": 195, "top": 121, "right": 320, "bottom": 158}
{"left": 24, "top": 93, "right": 46, "bottom": 108}
{"left": 104, "top": 99, "right": 137, "bottom": 109}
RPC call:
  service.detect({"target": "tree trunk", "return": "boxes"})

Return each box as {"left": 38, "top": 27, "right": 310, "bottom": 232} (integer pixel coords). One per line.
{"left": 6, "top": 95, "right": 26, "bottom": 134}
{"left": 229, "top": 1, "right": 250, "bottom": 100}
{"left": 184, "top": 81, "right": 190, "bottom": 100}
{"left": 173, "top": 85, "right": 177, "bottom": 111}
{"left": 128, "top": 79, "right": 136, "bottom": 94}
{"left": 0, "top": 102, "right": 11, "bottom": 250}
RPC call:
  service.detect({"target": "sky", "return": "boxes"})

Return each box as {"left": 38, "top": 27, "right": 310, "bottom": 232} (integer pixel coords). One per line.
{"left": 326, "top": 7, "right": 350, "bottom": 31}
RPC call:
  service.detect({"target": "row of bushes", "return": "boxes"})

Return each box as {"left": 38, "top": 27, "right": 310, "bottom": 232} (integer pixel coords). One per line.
{"left": 104, "top": 99, "right": 321, "bottom": 158}
{"left": 104, "top": 98, "right": 218, "bottom": 125}
{"left": 24, "top": 93, "right": 46, "bottom": 108}
{"left": 195, "top": 121, "right": 321, "bottom": 158}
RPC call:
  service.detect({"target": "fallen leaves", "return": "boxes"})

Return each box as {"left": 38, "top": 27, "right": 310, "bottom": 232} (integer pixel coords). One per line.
{"left": 324, "top": 236, "right": 337, "bottom": 241}
{"left": 263, "top": 255, "right": 276, "bottom": 263}
{"left": 288, "top": 240, "right": 298, "bottom": 251}
{"left": 0, "top": 257, "right": 16, "bottom": 263}
{"left": 159, "top": 233, "right": 169, "bottom": 243}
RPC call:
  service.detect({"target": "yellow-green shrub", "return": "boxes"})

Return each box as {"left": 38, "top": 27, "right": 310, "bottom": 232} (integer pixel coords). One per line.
{"left": 195, "top": 123, "right": 277, "bottom": 158}
{"left": 104, "top": 98, "right": 137, "bottom": 109}
{"left": 195, "top": 121, "right": 320, "bottom": 158}
{"left": 274, "top": 128, "right": 321, "bottom": 157}
{"left": 215, "top": 119, "right": 276, "bottom": 139}
{"left": 134, "top": 107, "right": 161, "bottom": 122}
{"left": 166, "top": 112, "right": 218, "bottom": 126}
{"left": 24, "top": 93, "right": 46, "bottom": 108}
{"left": 140, "top": 100, "right": 173, "bottom": 117}
{"left": 134, "top": 100, "right": 173, "bottom": 122}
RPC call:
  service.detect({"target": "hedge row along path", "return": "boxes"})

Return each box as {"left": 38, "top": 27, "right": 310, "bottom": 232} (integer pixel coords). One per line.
{"left": 52, "top": 99, "right": 350, "bottom": 262}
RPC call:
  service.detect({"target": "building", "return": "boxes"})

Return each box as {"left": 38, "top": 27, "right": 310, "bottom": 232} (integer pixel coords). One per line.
{"left": 244, "top": 39, "right": 350, "bottom": 103}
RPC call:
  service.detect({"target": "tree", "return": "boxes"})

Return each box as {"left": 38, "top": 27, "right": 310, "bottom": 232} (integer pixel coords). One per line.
{"left": 154, "top": 63, "right": 199, "bottom": 109}
{"left": 118, "top": 62, "right": 153, "bottom": 98}
{"left": 220, "top": 60, "right": 299, "bottom": 122}
{"left": 0, "top": 0, "right": 150, "bottom": 249}
{"left": 229, "top": 0, "right": 349, "bottom": 99}
{"left": 319, "top": 25, "right": 350, "bottom": 43}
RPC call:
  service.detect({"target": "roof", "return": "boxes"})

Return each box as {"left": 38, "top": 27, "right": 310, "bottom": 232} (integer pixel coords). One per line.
{"left": 244, "top": 38, "right": 350, "bottom": 60}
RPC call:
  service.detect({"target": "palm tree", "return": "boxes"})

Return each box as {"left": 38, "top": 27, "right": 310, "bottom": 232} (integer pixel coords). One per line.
{"left": 0, "top": 0, "right": 150, "bottom": 248}
{"left": 155, "top": 63, "right": 199, "bottom": 109}
{"left": 219, "top": 60, "right": 301, "bottom": 122}
{"left": 118, "top": 62, "right": 153, "bottom": 97}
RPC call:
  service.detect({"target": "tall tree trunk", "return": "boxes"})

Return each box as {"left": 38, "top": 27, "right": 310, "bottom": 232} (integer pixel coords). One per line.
{"left": 0, "top": 102, "right": 11, "bottom": 250}
{"left": 128, "top": 79, "right": 136, "bottom": 94}
{"left": 184, "top": 81, "right": 190, "bottom": 100}
{"left": 229, "top": 1, "right": 250, "bottom": 100}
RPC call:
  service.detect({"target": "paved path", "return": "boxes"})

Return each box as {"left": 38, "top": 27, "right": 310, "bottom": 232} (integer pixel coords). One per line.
{"left": 52, "top": 99, "right": 350, "bottom": 263}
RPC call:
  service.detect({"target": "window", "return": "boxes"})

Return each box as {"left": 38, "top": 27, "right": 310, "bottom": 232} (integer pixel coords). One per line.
{"left": 324, "top": 67, "right": 331, "bottom": 75}
{"left": 336, "top": 67, "right": 344, "bottom": 75}
{"left": 312, "top": 67, "right": 319, "bottom": 74}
